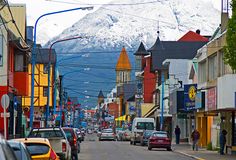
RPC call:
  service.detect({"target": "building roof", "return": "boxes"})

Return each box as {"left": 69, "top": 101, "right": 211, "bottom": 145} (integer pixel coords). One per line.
{"left": 98, "top": 90, "right": 104, "bottom": 98}
{"left": 35, "top": 48, "right": 56, "bottom": 64}
{"left": 123, "top": 83, "right": 136, "bottom": 101}
{"left": 134, "top": 42, "right": 149, "bottom": 56}
{"left": 178, "top": 31, "right": 209, "bottom": 42}
{"left": 148, "top": 36, "right": 207, "bottom": 71}
{"left": 116, "top": 47, "right": 131, "bottom": 71}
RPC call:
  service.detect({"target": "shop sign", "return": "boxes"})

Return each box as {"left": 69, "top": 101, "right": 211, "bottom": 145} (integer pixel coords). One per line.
{"left": 207, "top": 87, "right": 217, "bottom": 111}
{"left": 184, "top": 84, "right": 197, "bottom": 111}
{"left": 195, "top": 92, "right": 202, "bottom": 109}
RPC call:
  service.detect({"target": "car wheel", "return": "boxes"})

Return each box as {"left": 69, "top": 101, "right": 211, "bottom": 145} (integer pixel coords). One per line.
{"left": 148, "top": 146, "right": 152, "bottom": 150}
{"left": 167, "top": 147, "right": 172, "bottom": 151}
{"left": 133, "top": 141, "right": 136, "bottom": 145}
{"left": 130, "top": 140, "right": 133, "bottom": 145}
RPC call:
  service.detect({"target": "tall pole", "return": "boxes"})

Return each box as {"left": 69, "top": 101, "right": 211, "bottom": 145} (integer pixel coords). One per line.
{"left": 47, "top": 36, "right": 84, "bottom": 127}
{"left": 59, "top": 75, "right": 63, "bottom": 127}
{"left": 160, "top": 71, "right": 165, "bottom": 131}
{"left": 30, "top": 6, "right": 93, "bottom": 128}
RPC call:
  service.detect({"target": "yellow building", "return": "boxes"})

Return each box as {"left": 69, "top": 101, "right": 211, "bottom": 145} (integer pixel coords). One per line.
{"left": 22, "top": 47, "right": 57, "bottom": 127}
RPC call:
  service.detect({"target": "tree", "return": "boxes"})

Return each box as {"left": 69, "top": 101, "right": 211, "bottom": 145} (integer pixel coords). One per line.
{"left": 224, "top": 0, "right": 236, "bottom": 73}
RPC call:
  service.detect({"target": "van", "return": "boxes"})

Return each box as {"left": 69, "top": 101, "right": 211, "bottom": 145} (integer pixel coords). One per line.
{"left": 130, "top": 118, "right": 155, "bottom": 145}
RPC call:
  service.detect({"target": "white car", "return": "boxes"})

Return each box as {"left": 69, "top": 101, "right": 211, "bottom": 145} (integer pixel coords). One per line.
{"left": 99, "top": 129, "right": 116, "bottom": 141}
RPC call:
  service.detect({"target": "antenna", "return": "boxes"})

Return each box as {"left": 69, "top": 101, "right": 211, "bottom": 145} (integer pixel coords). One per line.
{"left": 157, "top": 20, "right": 160, "bottom": 37}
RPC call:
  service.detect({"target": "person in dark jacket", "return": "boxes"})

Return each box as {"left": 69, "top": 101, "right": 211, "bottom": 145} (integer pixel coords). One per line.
{"left": 175, "top": 125, "right": 181, "bottom": 144}
{"left": 191, "top": 129, "right": 200, "bottom": 151}
{"left": 220, "top": 129, "right": 227, "bottom": 155}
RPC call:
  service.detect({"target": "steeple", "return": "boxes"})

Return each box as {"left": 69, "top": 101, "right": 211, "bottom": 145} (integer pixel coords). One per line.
{"left": 116, "top": 47, "right": 131, "bottom": 71}
{"left": 98, "top": 90, "right": 104, "bottom": 106}
{"left": 115, "top": 47, "right": 132, "bottom": 86}
{"left": 134, "top": 42, "right": 149, "bottom": 56}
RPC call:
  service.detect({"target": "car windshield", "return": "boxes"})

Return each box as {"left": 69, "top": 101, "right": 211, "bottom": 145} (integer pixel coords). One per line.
{"left": 29, "top": 129, "right": 64, "bottom": 138}
{"left": 144, "top": 130, "right": 153, "bottom": 136}
{"left": 152, "top": 132, "right": 167, "bottom": 138}
{"left": 102, "top": 129, "right": 113, "bottom": 133}
{"left": 25, "top": 143, "right": 49, "bottom": 156}
{"left": 8, "top": 143, "right": 21, "bottom": 159}
{"left": 137, "top": 122, "right": 154, "bottom": 130}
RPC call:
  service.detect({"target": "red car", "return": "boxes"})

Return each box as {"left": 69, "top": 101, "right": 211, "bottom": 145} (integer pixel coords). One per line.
{"left": 148, "top": 131, "right": 171, "bottom": 151}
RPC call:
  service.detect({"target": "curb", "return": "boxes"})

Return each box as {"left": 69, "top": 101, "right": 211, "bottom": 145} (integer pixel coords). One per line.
{"left": 174, "top": 150, "right": 205, "bottom": 160}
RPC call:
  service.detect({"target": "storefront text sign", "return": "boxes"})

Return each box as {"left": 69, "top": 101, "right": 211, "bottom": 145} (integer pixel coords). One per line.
{"left": 207, "top": 87, "right": 217, "bottom": 111}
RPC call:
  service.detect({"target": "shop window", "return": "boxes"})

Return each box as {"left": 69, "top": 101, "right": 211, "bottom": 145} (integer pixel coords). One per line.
{"left": 198, "top": 60, "right": 206, "bottom": 83}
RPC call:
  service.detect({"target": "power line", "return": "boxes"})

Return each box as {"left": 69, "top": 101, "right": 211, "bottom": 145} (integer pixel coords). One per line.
{"left": 45, "top": 0, "right": 159, "bottom": 6}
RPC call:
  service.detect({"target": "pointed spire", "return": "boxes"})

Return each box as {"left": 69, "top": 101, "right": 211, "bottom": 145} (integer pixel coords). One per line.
{"left": 134, "top": 42, "right": 149, "bottom": 56}
{"left": 148, "top": 35, "right": 162, "bottom": 52}
{"left": 116, "top": 47, "right": 131, "bottom": 71}
{"left": 98, "top": 90, "right": 104, "bottom": 98}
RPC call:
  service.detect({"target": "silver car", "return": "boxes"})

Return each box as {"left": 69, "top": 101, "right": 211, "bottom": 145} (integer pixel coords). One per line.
{"left": 99, "top": 129, "right": 116, "bottom": 141}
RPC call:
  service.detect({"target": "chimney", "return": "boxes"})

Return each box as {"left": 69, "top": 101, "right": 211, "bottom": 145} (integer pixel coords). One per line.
{"left": 221, "top": 0, "right": 229, "bottom": 33}
{"left": 26, "top": 26, "right": 34, "bottom": 42}
{"left": 196, "top": 29, "right": 200, "bottom": 35}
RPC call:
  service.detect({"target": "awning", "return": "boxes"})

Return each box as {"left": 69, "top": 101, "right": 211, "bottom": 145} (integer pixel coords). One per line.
{"left": 115, "top": 115, "right": 130, "bottom": 121}
{"left": 144, "top": 106, "right": 158, "bottom": 118}
{"left": 141, "top": 103, "right": 155, "bottom": 117}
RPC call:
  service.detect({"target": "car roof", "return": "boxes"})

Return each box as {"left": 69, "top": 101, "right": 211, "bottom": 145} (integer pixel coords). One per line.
{"left": 153, "top": 131, "right": 167, "bottom": 134}
{"left": 14, "top": 138, "right": 50, "bottom": 145}
{"left": 32, "top": 127, "right": 61, "bottom": 131}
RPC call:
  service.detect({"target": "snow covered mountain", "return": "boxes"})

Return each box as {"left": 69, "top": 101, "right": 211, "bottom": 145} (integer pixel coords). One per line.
{"left": 44, "top": 0, "right": 221, "bottom": 108}
{"left": 46, "top": 0, "right": 220, "bottom": 52}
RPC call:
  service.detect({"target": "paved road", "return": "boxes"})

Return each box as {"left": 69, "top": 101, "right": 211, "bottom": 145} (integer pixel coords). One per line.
{"left": 78, "top": 134, "right": 193, "bottom": 160}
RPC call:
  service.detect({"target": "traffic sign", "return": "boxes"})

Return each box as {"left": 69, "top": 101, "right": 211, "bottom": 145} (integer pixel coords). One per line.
{"left": 1, "top": 94, "right": 10, "bottom": 109}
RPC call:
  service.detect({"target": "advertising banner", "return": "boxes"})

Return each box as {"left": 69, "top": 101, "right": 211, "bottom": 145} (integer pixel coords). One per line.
{"left": 207, "top": 87, "right": 217, "bottom": 111}
{"left": 184, "top": 84, "right": 197, "bottom": 111}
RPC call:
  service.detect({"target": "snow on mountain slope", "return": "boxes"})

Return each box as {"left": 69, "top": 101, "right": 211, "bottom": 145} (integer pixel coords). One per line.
{"left": 45, "top": 0, "right": 220, "bottom": 52}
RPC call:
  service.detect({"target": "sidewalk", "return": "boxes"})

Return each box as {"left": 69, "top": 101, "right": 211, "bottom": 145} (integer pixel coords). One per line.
{"left": 172, "top": 144, "right": 236, "bottom": 160}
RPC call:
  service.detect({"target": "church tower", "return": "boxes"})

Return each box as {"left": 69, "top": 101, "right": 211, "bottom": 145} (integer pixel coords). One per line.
{"left": 115, "top": 47, "right": 132, "bottom": 86}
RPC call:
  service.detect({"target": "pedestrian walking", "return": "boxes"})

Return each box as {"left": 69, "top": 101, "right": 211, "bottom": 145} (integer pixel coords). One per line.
{"left": 191, "top": 129, "right": 200, "bottom": 151}
{"left": 220, "top": 129, "right": 227, "bottom": 155}
{"left": 174, "top": 125, "right": 181, "bottom": 144}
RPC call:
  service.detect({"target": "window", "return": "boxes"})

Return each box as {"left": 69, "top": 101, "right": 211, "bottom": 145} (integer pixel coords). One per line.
{"left": 198, "top": 60, "right": 207, "bottom": 83}
{"left": 25, "top": 143, "right": 49, "bottom": 156}
{"left": 43, "top": 87, "right": 48, "bottom": 97}
{"left": 219, "top": 51, "right": 225, "bottom": 76}
{"left": 0, "top": 35, "right": 3, "bottom": 66}
{"left": 14, "top": 54, "right": 24, "bottom": 71}
{"left": 208, "top": 54, "right": 217, "bottom": 80}
{"left": 137, "top": 122, "right": 154, "bottom": 130}
{"left": 43, "top": 64, "right": 48, "bottom": 74}
{"left": 135, "top": 56, "right": 142, "bottom": 71}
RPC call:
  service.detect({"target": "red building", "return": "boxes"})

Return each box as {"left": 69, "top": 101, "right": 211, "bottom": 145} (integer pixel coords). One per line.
{"left": 107, "top": 102, "right": 119, "bottom": 119}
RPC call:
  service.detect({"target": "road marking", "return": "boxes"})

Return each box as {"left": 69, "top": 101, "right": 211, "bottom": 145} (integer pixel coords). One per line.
{"left": 175, "top": 151, "right": 206, "bottom": 160}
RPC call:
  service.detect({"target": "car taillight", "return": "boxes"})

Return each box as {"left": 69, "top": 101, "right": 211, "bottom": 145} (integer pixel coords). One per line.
{"left": 74, "top": 138, "right": 77, "bottom": 146}
{"left": 165, "top": 138, "right": 170, "bottom": 141}
{"left": 124, "top": 133, "right": 128, "bottom": 136}
{"left": 49, "top": 149, "right": 57, "bottom": 160}
{"left": 62, "top": 142, "right": 66, "bottom": 152}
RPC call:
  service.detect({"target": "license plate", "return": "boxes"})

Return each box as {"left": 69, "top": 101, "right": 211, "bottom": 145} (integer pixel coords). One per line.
{"left": 158, "top": 140, "right": 163, "bottom": 143}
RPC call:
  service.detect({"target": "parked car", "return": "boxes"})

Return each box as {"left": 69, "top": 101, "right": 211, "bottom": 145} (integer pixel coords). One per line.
{"left": 99, "top": 128, "right": 116, "bottom": 141}
{"left": 140, "top": 130, "right": 154, "bottom": 146}
{"left": 147, "top": 131, "right": 171, "bottom": 151}
{"left": 0, "top": 136, "right": 17, "bottom": 160}
{"left": 130, "top": 118, "right": 155, "bottom": 145}
{"left": 122, "top": 129, "right": 131, "bottom": 141}
{"left": 63, "top": 127, "right": 80, "bottom": 160}
{"left": 8, "top": 140, "right": 32, "bottom": 160}
{"left": 15, "top": 138, "right": 59, "bottom": 160}
{"left": 28, "top": 127, "right": 71, "bottom": 160}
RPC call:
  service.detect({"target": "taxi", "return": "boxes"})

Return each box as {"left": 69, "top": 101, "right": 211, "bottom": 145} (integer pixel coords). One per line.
{"left": 15, "top": 138, "right": 59, "bottom": 160}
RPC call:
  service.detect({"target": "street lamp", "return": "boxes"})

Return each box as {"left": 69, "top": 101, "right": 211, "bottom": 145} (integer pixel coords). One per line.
{"left": 58, "top": 69, "right": 83, "bottom": 127}
{"left": 46, "top": 36, "right": 86, "bottom": 127}
{"left": 30, "top": 6, "right": 93, "bottom": 128}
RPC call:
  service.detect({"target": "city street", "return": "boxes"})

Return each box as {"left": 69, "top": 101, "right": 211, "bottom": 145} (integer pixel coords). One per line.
{"left": 79, "top": 134, "right": 192, "bottom": 160}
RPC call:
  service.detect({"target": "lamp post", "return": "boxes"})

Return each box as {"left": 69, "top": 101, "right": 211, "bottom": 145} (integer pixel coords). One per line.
{"left": 46, "top": 36, "right": 85, "bottom": 127}
{"left": 30, "top": 6, "right": 93, "bottom": 128}
{"left": 58, "top": 69, "right": 83, "bottom": 127}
